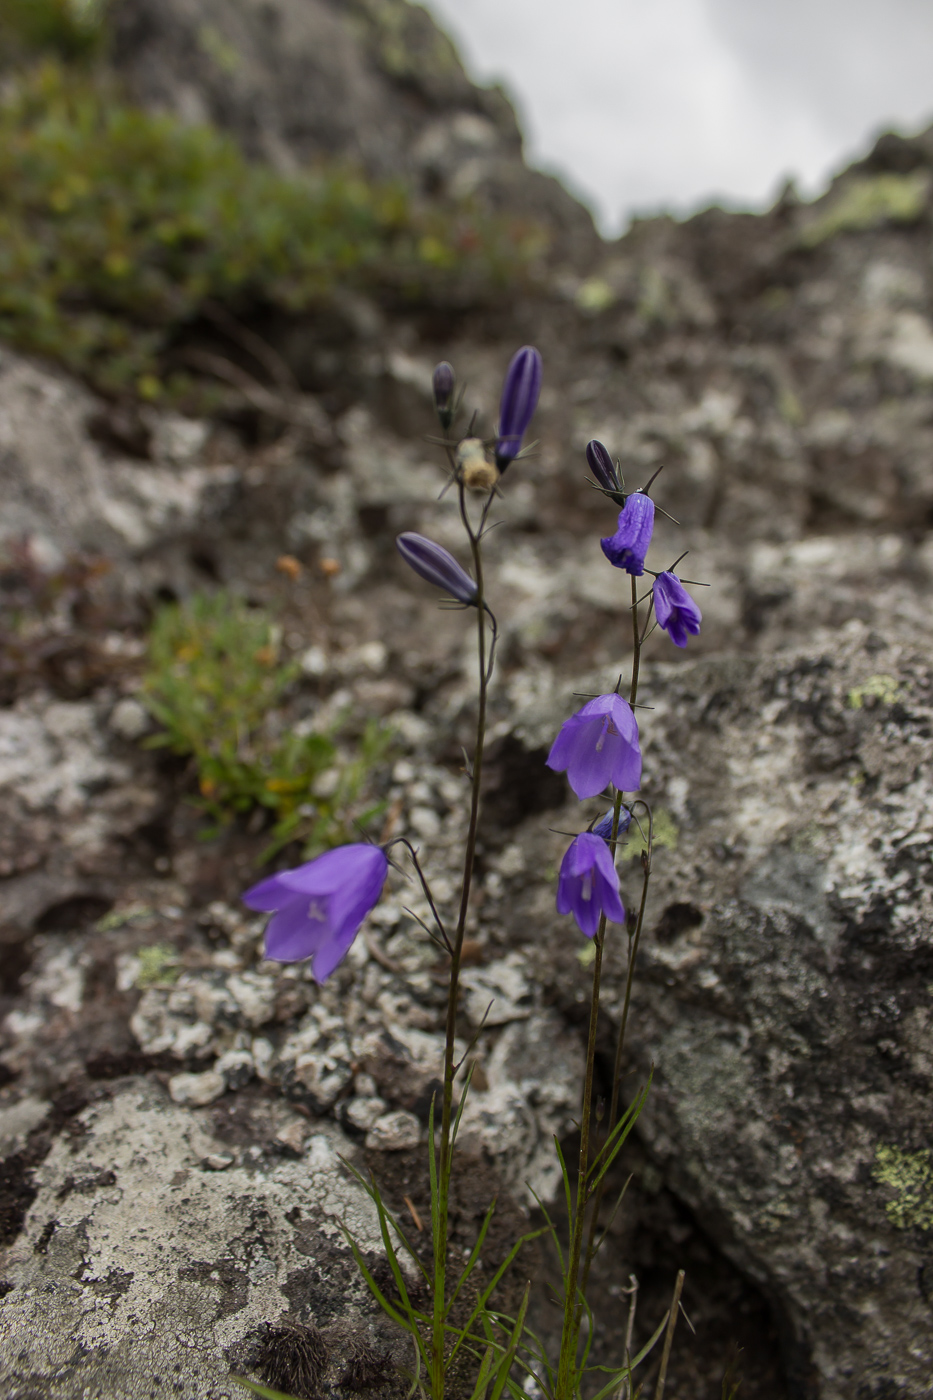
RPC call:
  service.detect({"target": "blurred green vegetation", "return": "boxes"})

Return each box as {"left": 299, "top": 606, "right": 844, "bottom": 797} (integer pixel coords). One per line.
{"left": 0, "top": 0, "right": 105, "bottom": 58}
{"left": 0, "top": 60, "right": 542, "bottom": 400}
{"left": 799, "top": 171, "right": 930, "bottom": 248}
{"left": 142, "top": 591, "right": 392, "bottom": 859}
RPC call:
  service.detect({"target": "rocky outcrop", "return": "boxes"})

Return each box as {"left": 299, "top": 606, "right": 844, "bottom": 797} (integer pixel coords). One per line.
{"left": 107, "top": 0, "right": 601, "bottom": 266}
{"left": 5, "top": 5, "right": 933, "bottom": 1396}
{"left": 0, "top": 1078, "right": 405, "bottom": 1399}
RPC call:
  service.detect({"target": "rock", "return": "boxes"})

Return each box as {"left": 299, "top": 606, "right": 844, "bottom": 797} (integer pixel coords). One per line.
{"left": 108, "top": 697, "right": 151, "bottom": 741}
{"left": 107, "top": 0, "right": 600, "bottom": 266}
{"left": 0, "top": 1079, "right": 399, "bottom": 1398}
{"left": 461, "top": 955, "right": 533, "bottom": 1026}
{"left": 342, "top": 1095, "right": 387, "bottom": 1132}
{"left": 0, "top": 349, "right": 238, "bottom": 561}
{"left": 365, "top": 1109, "right": 420, "bottom": 1151}
{"left": 168, "top": 1069, "right": 227, "bottom": 1106}
{"left": 215, "top": 1049, "right": 255, "bottom": 1090}
{"left": 526, "top": 632, "right": 933, "bottom": 1398}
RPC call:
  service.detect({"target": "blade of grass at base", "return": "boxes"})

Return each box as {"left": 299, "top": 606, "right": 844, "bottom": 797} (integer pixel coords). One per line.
{"left": 338, "top": 1155, "right": 431, "bottom": 1283}
{"left": 587, "top": 1084, "right": 650, "bottom": 1189}
{"left": 588, "top": 1311, "right": 670, "bottom": 1400}
{"left": 446, "top": 1226, "right": 547, "bottom": 1370}
{"left": 446, "top": 1197, "right": 497, "bottom": 1317}
{"left": 488, "top": 1283, "right": 530, "bottom": 1400}
{"left": 468, "top": 1346, "right": 497, "bottom": 1400}
{"left": 231, "top": 1379, "right": 301, "bottom": 1400}
{"left": 527, "top": 1185, "right": 565, "bottom": 1278}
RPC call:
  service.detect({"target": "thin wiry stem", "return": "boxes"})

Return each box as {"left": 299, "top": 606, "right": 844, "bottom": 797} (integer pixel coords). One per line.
{"left": 431, "top": 480, "right": 495, "bottom": 1400}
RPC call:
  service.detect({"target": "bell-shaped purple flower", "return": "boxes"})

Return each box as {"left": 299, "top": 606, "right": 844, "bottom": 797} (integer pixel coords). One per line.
{"left": 557, "top": 832, "right": 626, "bottom": 938}
{"left": 243, "top": 844, "right": 388, "bottom": 983}
{"left": 591, "top": 806, "right": 633, "bottom": 843}
{"left": 396, "top": 532, "right": 477, "bottom": 605}
{"left": 600, "top": 493, "right": 655, "bottom": 576}
{"left": 495, "top": 346, "right": 542, "bottom": 471}
{"left": 586, "top": 440, "right": 625, "bottom": 505}
{"left": 546, "top": 693, "right": 642, "bottom": 800}
{"left": 654, "top": 571, "right": 702, "bottom": 648}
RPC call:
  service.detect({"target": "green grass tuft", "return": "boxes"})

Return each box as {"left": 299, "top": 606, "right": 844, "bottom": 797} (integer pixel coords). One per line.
{"left": 142, "top": 591, "right": 391, "bottom": 859}
{"left": 0, "top": 62, "right": 542, "bottom": 399}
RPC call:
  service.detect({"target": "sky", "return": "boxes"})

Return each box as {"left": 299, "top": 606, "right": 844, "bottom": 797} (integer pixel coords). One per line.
{"left": 421, "top": 0, "right": 933, "bottom": 236}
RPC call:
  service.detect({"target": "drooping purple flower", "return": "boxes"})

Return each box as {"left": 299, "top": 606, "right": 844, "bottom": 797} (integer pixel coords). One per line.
{"left": 495, "top": 346, "right": 542, "bottom": 471}
{"left": 546, "top": 693, "right": 642, "bottom": 800}
{"left": 600, "top": 493, "right": 655, "bottom": 576}
{"left": 557, "top": 832, "right": 626, "bottom": 938}
{"left": 591, "top": 806, "right": 633, "bottom": 843}
{"left": 243, "top": 844, "right": 388, "bottom": 982}
{"left": 396, "top": 533, "right": 477, "bottom": 605}
{"left": 654, "top": 571, "right": 702, "bottom": 648}
{"left": 586, "top": 440, "right": 625, "bottom": 505}
{"left": 433, "top": 361, "right": 455, "bottom": 428}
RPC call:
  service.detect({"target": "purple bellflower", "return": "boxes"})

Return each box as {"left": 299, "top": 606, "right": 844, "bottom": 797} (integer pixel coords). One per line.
{"left": 546, "top": 693, "right": 642, "bottom": 800}
{"left": 654, "top": 571, "right": 702, "bottom": 648}
{"left": 396, "top": 532, "right": 477, "bottom": 605}
{"left": 242, "top": 844, "right": 388, "bottom": 983}
{"left": 600, "top": 492, "right": 655, "bottom": 576}
{"left": 496, "top": 346, "right": 542, "bottom": 471}
{"left": 586, "top": 440, "right": 625, "bottom": 506}
{"left": 557, "top": 831, "right": 626, "bottom": 938}
{"left": 592, "top": 806, "right": 633, "bottom": 842}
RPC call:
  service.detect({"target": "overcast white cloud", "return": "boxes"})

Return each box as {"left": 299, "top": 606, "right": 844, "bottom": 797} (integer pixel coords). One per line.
{"left": 421, "top": 0, "right": 933, "bottom": 235}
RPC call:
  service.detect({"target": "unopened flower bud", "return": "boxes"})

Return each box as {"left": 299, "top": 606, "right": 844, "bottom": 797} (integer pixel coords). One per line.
{"left": 396, "top": 532, "right": 477, "bottom": 605}
{"left": 586, "top": 440, "right": 625, "bottom": 505}
{"left": 457, "top": 438, "right": 499, "bottom": 493}
{"left": 433, "top": 361, "right": 455, "bottom": 429}
{"left": 496, "top": 346, "right": 542, "bottom": 471}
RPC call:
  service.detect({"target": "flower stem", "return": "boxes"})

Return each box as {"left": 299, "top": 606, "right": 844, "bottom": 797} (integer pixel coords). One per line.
{"left": 431, "top": 483, "right": 492, "bottom": 1400}
{"left": 556, "top": 574, "right": 647, "bottom": 1400}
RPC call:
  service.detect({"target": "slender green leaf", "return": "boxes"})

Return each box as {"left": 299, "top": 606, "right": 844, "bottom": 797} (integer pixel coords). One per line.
{"left": 446, "top": 1198, "right": 497, "bottom": 1317}
{"left": 231, "top": 1378, "right": 300, "bottom": 1400}
{"left": 488, "top": 1283, "right": 530, "bottom": 1400}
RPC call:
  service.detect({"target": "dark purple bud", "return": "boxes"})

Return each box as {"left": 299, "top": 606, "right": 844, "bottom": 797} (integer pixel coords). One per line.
{"left": 396, "top": 532, "right": 477, "bottom": 605}
{"left": 495, "top": 346, "right": 542, "bottom": 471}
{"left": 600, "top": 493, "right": 655, "bottom": 576}
{"left": 433, "top": 361, "right": 455, "bottom": 428}
{"left": 586, "top": 440, "right": 622, "bottom": 496}
{"left": 654, "top": 572, "right": 702, "bottom": 648}
{"left": 591, "top": 807, "right": 633, "bottom": 843}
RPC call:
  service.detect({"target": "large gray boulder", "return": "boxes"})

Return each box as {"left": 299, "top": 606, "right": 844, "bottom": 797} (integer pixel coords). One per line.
{"left": 0, "top": 1078, "right": 404, "bottom": 1399}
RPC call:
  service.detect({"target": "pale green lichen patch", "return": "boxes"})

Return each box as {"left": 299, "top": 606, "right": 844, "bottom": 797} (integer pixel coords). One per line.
{"left": 621, "top": 806, "right": 679, "bottom": 859}
{"left": 847, "top": 674, "right": 900, "bottom": 709}
{"left": 873, "top": 1144, "right": 933, "bottom": 1230}
{"left": 135, "top": 944, "right": 181, "bottom": 989}
{"left": 799, "top": 172, "right": 930, "bottom": 248}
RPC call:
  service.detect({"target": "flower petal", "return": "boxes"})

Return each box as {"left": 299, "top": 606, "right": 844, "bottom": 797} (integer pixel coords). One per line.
{"left": 242, "top": 871, "right": 294, "bottom": 913}
{"left": 264, "top": 899, "right": 329, "bottom": 962}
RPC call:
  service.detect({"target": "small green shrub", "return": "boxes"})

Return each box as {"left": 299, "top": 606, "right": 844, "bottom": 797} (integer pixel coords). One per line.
{"left": 0, "top": 0, "right": 104, "bottom": 59}
{"left": 0, "top": 62, "right": 541, "bottom": 398}
{"left": 798, "top": 171, "right": 930, "bottom": 248}
{"left": 142, "top": 591, "right": 391, "bottom": 858}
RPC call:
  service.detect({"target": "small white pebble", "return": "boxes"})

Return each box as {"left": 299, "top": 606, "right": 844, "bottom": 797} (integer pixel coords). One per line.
{"left": 109, "top": 697, "right": 151, "bottom": 741}
{"left": 365, "top": 1110, "right": 420, "bottom": 1151}
{"left": 168, "top": 1070, "right": 226, "bottom": 1107}
{"left": 201, "top": 1152, "right": 235, "bottom": 1171}
{"left": 344, "top": 1096, "right": 387, "bottom": 1131}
